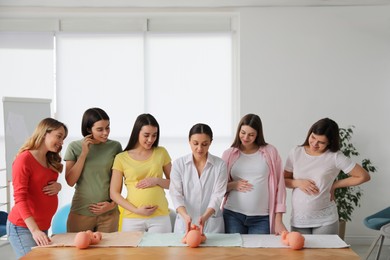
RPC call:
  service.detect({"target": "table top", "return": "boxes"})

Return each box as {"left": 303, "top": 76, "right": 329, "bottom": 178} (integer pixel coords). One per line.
{"left": 22, "top": 246, "right": 360, "bottom": 260}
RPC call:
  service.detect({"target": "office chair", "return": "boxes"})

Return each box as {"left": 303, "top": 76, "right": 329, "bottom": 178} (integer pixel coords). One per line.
{"left": 51, "top": 204, "right": 71, "bottom": 235}
{"left": 363, "top": 206, "right": 390, "bottom": 260}
{"left": 0, "top": 211, "right": 8, "bottom": 237}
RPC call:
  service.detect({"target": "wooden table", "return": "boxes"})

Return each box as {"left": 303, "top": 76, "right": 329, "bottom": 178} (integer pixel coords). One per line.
{"left": 22, "top": 246, "right": 360, "bottom": 259}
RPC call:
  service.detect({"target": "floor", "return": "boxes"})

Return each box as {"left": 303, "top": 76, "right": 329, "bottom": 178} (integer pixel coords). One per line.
{"left": 0, "top": 239, "right": 389, "bottom": 259}
{"left": 351, "top": 244, "right": 390, "bottom": 260}
{"left": 0, "top": 241, "right": 16, "bottom": 260}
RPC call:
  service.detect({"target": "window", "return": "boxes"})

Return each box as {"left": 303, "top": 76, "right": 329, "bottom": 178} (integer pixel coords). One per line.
{"left": 146, "top": 32, "right": 232, "bottom": 158}
{"left": 56, "top": 31, "right": 233, "bottom": 159}
{"left": 0, "top": 16, "right": 236, "bottom": 210}
{"left": 55, "top": 33, "right": 145, "bottom": 140}
{"left": 0, "top": 32, "right": 55, "bottom": 209}
{"left": 0, "top": 32, "right": 55, "bottom": 170}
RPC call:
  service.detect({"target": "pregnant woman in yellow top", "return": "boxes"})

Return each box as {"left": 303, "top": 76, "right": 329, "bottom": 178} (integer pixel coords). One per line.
{"left": 110, "top": 113, "right": 172, "bottom": 232}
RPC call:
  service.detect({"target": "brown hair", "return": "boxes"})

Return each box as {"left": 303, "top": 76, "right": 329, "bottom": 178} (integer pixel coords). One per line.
{"left": 302, "top": 118, "right": 340, "bottom": 152}
{"left": 124, "top": 113, "right": 160, "bottom": 151}
{"left": 231, "top": 114, "right": 267, "bottom": 148}
{"left": 18, "top": 118, "right": 68, "bottom": 172}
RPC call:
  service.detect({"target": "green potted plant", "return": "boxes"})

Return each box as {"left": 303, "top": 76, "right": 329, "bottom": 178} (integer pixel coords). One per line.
{"left": 335, "top": 126, "right": 377, "bottom": 239}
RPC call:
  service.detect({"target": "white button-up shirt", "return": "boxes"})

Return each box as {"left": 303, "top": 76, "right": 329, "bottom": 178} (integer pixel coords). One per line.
{"left": 169, "top": 152, "right": 228, "bottom": 233}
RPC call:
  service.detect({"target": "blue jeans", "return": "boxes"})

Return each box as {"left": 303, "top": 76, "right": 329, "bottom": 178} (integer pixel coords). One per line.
{"left": 7, "top": 220, "right": 47, "bottom": 259}
{"left": 223, "top": 208, "right": 270, "bottom": 234}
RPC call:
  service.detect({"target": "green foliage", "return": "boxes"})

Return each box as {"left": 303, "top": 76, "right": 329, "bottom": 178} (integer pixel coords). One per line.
{"left": 335, "top": 126, "right": 377, "bottom": 222}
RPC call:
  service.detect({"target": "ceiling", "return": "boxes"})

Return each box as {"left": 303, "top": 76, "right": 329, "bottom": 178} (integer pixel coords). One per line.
{"left": 0, "top": 0, "right": 389, "bottom": 8}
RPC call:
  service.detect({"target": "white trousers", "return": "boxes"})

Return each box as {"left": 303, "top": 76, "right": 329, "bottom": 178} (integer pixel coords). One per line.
{"left": 122, "top": 215, "right": 172, "bottom": 233}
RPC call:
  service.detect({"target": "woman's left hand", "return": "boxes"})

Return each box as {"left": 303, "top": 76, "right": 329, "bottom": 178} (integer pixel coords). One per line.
{"left": 89, "top": 201, "right": 115, "bottom": 215}
{"left": 42, "top": 181, "right": 62, "bottom": 196}
{"left": 136, "top": 177, "right": 158, "bottom": 189}
{"left": 198, "top": 216, "right": 204, "bottom": 227}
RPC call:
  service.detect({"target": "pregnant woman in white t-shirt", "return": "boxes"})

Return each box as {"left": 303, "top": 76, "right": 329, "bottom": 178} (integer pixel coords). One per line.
{"left": 284, "top": 118, "right": 370, "bottom": 234}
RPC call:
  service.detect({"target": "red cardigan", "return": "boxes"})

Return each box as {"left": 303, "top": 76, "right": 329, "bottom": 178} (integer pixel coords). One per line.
{"left": 8, "top": 151, "right": 59, "bottom": 230}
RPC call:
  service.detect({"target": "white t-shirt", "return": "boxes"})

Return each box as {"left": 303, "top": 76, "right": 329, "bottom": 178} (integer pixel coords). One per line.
{"left": 224, "top": 151, "right": 269, "bottom": 216}
{"left": 284, "top": 146, "right": 356, "bottom": 227}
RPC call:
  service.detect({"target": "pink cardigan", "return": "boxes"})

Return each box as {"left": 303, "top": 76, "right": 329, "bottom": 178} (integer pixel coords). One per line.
{"left": 222, "top": 144, "right": 286, "bottom": 234}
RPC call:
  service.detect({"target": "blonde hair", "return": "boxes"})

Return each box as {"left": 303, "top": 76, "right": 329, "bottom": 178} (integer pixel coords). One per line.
{"left": 17, "top": 118, "right": 68, "bottom": 173}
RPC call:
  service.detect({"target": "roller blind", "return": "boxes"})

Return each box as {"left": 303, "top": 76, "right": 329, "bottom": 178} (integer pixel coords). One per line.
{"left": 2, "top": 16, "right": 234, "bottom": 159}
{"left": 55, "top": 33, "right": 145, "bottom": 138}
{"left": 55, "top": 31, "right": 232, "bottom": 158}
{"left": 0, "top": 32, "right": 55, "bottom": 135}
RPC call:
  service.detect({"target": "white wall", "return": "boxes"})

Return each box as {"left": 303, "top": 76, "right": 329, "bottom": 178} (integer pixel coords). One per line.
{"left": 1, "top": 4, "right": 390, "bottom": 245}
{"left": 239, "top": 6, "right": 390, "bottom": 244}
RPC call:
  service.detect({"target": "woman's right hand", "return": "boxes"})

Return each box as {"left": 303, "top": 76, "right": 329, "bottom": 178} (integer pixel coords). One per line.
{"left": 81, "top": 134, "right": 95, "bottom": 154}
{"left": 65, "top": 136, "right": 97, "bottom": 186}
{"left": 183, "top": 214, "right": 192, "bottom": 231}
{"left": 32, "top": 229, "right": 51, "bottom": 246}
{"left": 297, "top": 179, "right": 319, "bottom": 195}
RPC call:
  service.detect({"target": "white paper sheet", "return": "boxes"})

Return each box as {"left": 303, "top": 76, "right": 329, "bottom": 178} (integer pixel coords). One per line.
{"left": 139, "top": 233, "right": 242, "bottom": 247}
{"left": 36, "top": 232, "right": 349, "bottom": 249}
{"left": 39, "top": 231, "right": 143, "bottom": 248}
{"left": 241, "top": 234, "right": 350, "bottom": 248}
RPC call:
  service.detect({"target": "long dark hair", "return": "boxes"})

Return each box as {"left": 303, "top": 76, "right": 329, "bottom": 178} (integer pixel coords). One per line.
{"left": 124, "top": 113, "right": 160, "bottom": 151}
{"left": 302, "top": 117, "right": 340, "bottom": 152}
{"left": 231, "top": 114, "right": 267, "bottom": 148}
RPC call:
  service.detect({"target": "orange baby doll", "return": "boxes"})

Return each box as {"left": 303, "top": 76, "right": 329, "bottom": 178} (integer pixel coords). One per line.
{"left": 281, "top": 231, "right": 305, "bottom": 250}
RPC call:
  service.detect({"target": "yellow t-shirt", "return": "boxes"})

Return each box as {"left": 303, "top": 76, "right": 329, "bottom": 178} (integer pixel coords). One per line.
{"left": 112, "top": 146, "right": 171, "bottom": 219}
